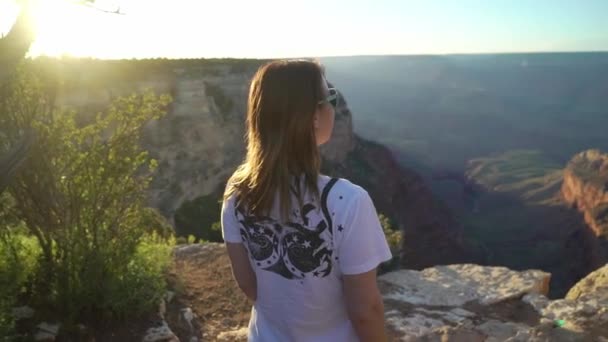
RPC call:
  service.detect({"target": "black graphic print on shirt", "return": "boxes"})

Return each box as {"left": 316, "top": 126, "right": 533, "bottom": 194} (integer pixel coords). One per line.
{"left": 234, "top": 178, "right": 339, "bottom": 280}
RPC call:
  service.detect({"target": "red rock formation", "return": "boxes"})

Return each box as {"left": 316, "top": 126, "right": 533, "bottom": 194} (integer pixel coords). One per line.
{"left": 562, "top": 149, "right": 608, "bottom": 238}
{"left": 560, "top": 150, "right": 608, "bottom": 275}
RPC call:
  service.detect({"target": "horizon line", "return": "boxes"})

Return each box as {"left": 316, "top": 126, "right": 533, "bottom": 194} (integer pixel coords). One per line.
{"left": 26, "top": 49, "right": 608, "bottom": 62}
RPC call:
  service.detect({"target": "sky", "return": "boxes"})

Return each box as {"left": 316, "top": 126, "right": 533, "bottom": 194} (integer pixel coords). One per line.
{"left": 1, "top": 0, "right": 607, "bottom": 59}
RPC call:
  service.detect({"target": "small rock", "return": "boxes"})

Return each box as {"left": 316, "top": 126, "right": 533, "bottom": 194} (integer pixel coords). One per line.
{"left": 34, "top": 331, "right": 56, "bottom": 342}
{"left": 35, "top": 322, "right": 60, "bottom": 341}
{"left": 11, "top": 306, "right": 35, "bottom": 320}
{"left": 475, "top": 320, "right": 532, "bottom": 341}
{"left": 181, "top": 307, "right": 194, "bottom": 331}
{"left": 522, "top": 293, "right": 550, "bottom": 314}
{"left": 159, "top": 299, "right": 167, "bottom": 319}
{"left": 217, "top": 327, "right": 248, "bottom": 341}
{"left": 166, "top": 291, "right": 176, "bottom": 304}
{"left": 75, "top": 323, "right": 88, "bottom": 333}
{"left": 423, "top": 325, "right": 485, "bottom": 342}
{"left": 539, "top": 318, "right": 553, "bottom": 326}
{"left": 142, "top": 321, "right": 179, "bottom": 342}
{"left": 580, "top": 302, "right": 596, "bottom": 314}
{"left": 182, "top": 307, "right": 194, "bottom": 321}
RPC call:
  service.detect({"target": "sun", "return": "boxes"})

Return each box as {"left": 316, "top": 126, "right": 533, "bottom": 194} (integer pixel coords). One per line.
{"left": 27, "top": 0, "right": 126, "bottom": 58}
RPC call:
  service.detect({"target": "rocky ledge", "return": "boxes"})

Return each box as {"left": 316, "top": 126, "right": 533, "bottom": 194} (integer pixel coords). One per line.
{"left": 381, "top": 263, "right": 608, "bottom": 341}
{"left": 138, "top": 244, "right": 608, "bottom": 342}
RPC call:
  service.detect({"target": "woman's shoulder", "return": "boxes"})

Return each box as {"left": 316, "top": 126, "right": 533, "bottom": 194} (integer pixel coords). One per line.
{"left": 319, "top": 175, "right": 369, "bottom": 203}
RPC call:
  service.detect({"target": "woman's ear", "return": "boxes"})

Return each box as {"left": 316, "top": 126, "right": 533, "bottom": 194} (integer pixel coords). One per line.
{"left": 313, "top": 111, "right": 320, "bottom": 129}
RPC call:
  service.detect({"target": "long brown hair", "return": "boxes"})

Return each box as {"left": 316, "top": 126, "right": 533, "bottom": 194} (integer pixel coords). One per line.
{"left": 224, "top": 60, "right": 325, "bottom": 221}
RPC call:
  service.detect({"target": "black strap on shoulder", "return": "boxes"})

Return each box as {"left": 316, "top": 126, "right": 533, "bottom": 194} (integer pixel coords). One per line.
{"left": 321, "top": 178, "right": 339, "bottom": 235}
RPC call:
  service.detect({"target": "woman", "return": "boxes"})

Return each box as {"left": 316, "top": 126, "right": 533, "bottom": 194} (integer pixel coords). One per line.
{"left": 221, "top": 59, "right": 392, "bottom": 342}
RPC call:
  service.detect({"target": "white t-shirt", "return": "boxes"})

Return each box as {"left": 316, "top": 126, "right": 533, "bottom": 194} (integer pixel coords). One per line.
{"left": 221, "top": 174, "right": 393, "bottom": 342}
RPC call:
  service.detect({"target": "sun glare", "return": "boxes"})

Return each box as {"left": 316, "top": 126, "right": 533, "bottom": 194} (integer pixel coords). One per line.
{"left": 5, "top": 0, "right": 603, "bottom": 59}
{"left": 27, "top": 0, "right": 127, "bottom": 58}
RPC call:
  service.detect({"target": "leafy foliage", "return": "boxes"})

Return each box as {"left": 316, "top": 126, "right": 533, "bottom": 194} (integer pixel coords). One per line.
{"left": 378, "top": 213, "right": 403, "bottom": 273}
{"left": 0, "top": 64, "right": 174, "bottom": 328}
{"left": 174, "top": 193, "right": 223, "bottom": 242}
{"left": 98, "top": 232, "right": 175, "bottom": 321}
{"left": 379, "top": 213, "right": 402, "bottom": 253}
{"left": 0, "top": 217, "right": 40, "bottom": 339}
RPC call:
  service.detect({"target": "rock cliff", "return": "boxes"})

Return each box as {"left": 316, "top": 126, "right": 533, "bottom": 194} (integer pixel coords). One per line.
{"left": 322, "top": 135, "right": 478, "bottom": 269}
{"left": 562, "top": 149, "right": 608, "bottom": 238}
{"left": 53, "top": 59, "right": 477, "bottom": 269}
{"left": 561, "top": 149, "right": 608, "bottom": 275}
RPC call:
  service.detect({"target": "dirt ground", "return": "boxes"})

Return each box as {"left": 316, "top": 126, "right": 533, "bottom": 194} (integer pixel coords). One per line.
{"left": 165, "top": 243, "right": 251, "bottom": 341}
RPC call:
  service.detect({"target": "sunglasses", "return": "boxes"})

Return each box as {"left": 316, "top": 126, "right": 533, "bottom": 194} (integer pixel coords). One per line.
{"left": 318, "top": 88, "right": 339, "bottom": 108}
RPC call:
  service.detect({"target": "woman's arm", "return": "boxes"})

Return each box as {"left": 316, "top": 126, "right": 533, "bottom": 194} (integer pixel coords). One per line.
{"left": 343, "top": 268, "right": 387, "bottom": 342}
{"left": 225, "top": 242, "right": 257, "bottom": 302}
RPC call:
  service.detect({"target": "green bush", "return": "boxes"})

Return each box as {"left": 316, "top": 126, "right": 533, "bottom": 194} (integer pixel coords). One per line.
{"left": 0, "top": 64, "right": 175, "bottom": 329}
{"left": 174, "top": 194, "right": 223, "bottom": 242}
{"left": 0, "top": 226, "right": 40, "bottom": 338}
{"left": 379, "top": 213, "right": 402, "bottom": 253}
{"left": 100, "top": 232, "right": 175, "bottom": 321}
{"left": 378, "top": 213, "right": 403, "bottom": 273}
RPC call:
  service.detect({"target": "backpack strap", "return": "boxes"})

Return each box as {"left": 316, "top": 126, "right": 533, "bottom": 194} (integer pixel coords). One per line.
{"left": 321, "top": 177, "right": 339, "bottom": 235}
